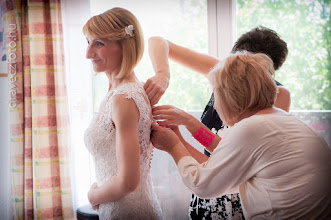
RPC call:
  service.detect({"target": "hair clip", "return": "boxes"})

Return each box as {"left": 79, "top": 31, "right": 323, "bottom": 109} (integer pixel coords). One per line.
{"left": 125, "top": 25, "right": 134, "bottom": 37}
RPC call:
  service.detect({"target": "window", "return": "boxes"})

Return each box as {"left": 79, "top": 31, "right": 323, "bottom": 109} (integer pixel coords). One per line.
{"left": 236, "top": 0, "right": 331, "bottom": 110}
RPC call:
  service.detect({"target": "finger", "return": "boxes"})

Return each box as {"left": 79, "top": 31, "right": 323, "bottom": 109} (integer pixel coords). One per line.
{"left": 156, "top": 120, "right": 177, "bottom": 127}
{"left": 150, "top": 89, "right": 165, "bottom": 106}
{"left": 143, "top": 79, "right": 151, "bottom": 90}
{"left": 145, "top": 85, "right": 154, "bottom": 96}
{"left": 148, "top": 90, "right": 159, "bottom": 106}
{"left": 151, "top": 121, "right": 161, "bottom": 131}
{"left": 144, "top": 81, "right": 155, "bottom": 97}
{"left": 152, "top": 96, "right": 162, "bottom": 106}
{"left": 169, "top": 125, "right": 179, "bottom": 130}
{"left": 152, "top": 108, "right": 174, "bottom": 116}
{"left": 153, "top": 112, "right": 177, "bottom": 120}
{"left": 153, "top": 115, "right": 174, "bottom": 121}
{"left": 152, "top": 121, "right": 172, "bottom": 131}
{"left": 152, "top": 105, "right": 174, "bottom": 111}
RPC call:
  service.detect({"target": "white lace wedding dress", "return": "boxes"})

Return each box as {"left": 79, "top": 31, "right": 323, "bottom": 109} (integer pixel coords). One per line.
{"left": 84, "top": 82, "right": 163, "bottom": 220}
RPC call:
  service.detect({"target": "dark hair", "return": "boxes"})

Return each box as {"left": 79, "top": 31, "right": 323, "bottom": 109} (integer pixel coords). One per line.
{"left": 231, "top": 26, "right": 288, "bottom": 70}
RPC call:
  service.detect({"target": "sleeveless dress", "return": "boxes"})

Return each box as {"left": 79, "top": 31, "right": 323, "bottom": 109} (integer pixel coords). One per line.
{"left": 84, "top": 82, "right": 163, "bottom": 220}
{"left": 189, "top": 81, "right": 283, "bottom": 219}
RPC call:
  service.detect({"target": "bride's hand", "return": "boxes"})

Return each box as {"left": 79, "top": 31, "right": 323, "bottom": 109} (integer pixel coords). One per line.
{"left": 151, "top": 121, "right": 180, "bottom": 153}
{"left": 88, "top": 182, "right": 99, "bottom": 210}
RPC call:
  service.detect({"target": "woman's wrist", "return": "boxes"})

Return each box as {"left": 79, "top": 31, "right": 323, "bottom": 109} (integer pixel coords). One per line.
{"left": 183, "top": 112, "right": 195, "bottom": 127}
{"left": 184, "top": 114, "right": 203, "bottom": 136}
{"left": 156, "top": 71, "right": 170, "bottom": 87}
{"left": 156, "top": 69, "right": 170, "bottom": 78}
{"left": 168, "top": 141, "right": 181, "bottom": 154}
{"left": 169, "top": 142, "right": 190, "bottom": 164}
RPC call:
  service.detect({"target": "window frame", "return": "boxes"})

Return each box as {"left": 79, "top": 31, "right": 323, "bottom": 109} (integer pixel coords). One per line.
{"left": 207, "top": 0, "right": 235, "bottom": 58}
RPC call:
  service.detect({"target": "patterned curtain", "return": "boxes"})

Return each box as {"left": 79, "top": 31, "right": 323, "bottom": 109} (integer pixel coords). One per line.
{"left": 3, "top": 0, "right": 74, "bottom": 219}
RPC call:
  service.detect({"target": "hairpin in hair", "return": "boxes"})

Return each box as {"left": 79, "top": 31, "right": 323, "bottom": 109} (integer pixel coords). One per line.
{"left": 125, "top": 25, "right": 134, "bottom": 37}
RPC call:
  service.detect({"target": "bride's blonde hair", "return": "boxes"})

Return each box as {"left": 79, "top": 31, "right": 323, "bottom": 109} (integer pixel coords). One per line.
{"left": 83, "top": 7, "right": 144, "bottom": 79}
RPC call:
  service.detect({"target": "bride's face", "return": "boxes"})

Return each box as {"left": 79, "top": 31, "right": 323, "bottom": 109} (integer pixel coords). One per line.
{"left": 85, "top": 35, "right": 123, "bottom": 75}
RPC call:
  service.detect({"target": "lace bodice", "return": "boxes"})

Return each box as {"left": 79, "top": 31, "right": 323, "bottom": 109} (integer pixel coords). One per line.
{"left": 84, "top": 82, "right": 163, "bottom": 220}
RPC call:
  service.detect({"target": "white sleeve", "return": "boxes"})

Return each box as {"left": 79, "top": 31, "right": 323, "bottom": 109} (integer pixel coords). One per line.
{"left": 177, "top": 120, "right": 263, "bottom": 199}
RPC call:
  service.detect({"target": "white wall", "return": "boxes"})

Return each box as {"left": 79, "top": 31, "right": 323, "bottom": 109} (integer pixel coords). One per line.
{"left": 0, "top": 76, "right": 11, "bottom": 220}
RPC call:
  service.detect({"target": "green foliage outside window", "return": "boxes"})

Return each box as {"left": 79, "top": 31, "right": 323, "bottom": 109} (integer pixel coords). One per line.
{"left": 236, "top": 0, "right": 331, "bottom": 110}
{"left": 142, "top": 0, "right": 210, "bottom": 111}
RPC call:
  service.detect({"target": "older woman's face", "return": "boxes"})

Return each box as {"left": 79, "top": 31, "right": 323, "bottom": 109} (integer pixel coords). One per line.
{"left": 85, "top": 35, "right": 123, "bottom": 75}
{"left": 213, "top": 90, "right": 234, "bottom": 127}
{"left": 213, "top": 90, "right": 224, "bottom": 121}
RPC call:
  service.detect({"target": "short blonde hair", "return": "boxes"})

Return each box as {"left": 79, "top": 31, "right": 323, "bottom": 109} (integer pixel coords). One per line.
{"left": 83, "top": 7, "right": 144, "bottom": 79}
{"left": 208, "top": 51, "right": 277, "bottom": 124}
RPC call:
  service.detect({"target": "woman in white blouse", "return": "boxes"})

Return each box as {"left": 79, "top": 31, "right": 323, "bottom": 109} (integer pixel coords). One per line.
{"left": 151, "top": 51, "right": 331, "bottom": 219}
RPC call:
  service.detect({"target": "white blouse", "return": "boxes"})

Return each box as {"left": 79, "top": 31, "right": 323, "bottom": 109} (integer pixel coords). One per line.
{"left": 178, "top": 114, "right": 331, "bottom": 219}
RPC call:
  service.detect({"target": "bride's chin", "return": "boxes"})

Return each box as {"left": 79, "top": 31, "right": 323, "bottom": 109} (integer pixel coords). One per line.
{"left": 93, "top": 67, "right": 105, "bottom": 73}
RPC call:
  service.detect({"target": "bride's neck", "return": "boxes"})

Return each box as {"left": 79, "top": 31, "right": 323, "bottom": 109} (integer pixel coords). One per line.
{"left": 107, "top": 72, "right": 137, "bottom": 90}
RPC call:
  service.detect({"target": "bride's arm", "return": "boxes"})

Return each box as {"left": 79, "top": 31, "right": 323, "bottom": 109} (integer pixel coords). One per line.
{"left": 88, "top": 94, "right": 141, "bottom": 206}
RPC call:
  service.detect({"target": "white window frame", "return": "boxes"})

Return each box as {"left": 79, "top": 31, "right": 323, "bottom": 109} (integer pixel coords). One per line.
{"left": 207, "top": 0, "right": 236, "bottom": 58}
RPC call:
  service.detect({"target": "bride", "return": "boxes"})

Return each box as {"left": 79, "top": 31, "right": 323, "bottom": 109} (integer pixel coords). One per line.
{"left": 83, "top": 7, "right": 164, "bottom": 219}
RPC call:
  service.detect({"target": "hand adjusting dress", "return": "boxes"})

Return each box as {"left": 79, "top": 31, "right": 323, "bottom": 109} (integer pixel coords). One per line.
{"left": 84, "top": 82, "right": 163, "bottom": 220}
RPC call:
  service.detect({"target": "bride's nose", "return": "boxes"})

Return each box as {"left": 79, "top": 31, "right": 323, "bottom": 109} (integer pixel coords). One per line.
{"left": 86, "top": 45, "right": 95, "bottom": 59}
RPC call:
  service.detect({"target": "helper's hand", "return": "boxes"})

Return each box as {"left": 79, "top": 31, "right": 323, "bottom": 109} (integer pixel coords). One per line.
{"left": 170, "top": 126, "right": 185, "bottom": 141}
{"left": 152, "top": 105, "right": 189, "bottom": 127}
{"left": 88, "top": 182, "right": 99, "bottom": 211}
{"left": 144, "top": 74, "right": 169, "bottom": 106}
{"left": 151, "top": 121, "right": 180, "bottom": 153}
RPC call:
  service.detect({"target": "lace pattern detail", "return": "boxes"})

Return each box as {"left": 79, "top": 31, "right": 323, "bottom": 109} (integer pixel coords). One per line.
{"left": 84, "top": 82, "right": 163, "bottom": 219}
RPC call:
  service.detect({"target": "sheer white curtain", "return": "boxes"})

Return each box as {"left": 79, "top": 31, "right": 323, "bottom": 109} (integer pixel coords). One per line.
{"left": 61, "top": 0, "right": 95, "bottom": 212}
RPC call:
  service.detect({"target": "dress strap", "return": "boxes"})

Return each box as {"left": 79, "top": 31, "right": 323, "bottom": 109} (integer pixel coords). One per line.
{"left": 110, "top": 82, "right": 151, "bottom": 123}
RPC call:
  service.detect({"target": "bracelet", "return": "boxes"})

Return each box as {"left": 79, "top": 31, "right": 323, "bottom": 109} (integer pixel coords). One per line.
{"left": 193, "top": 127, "right": 215, "bottom": 147}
